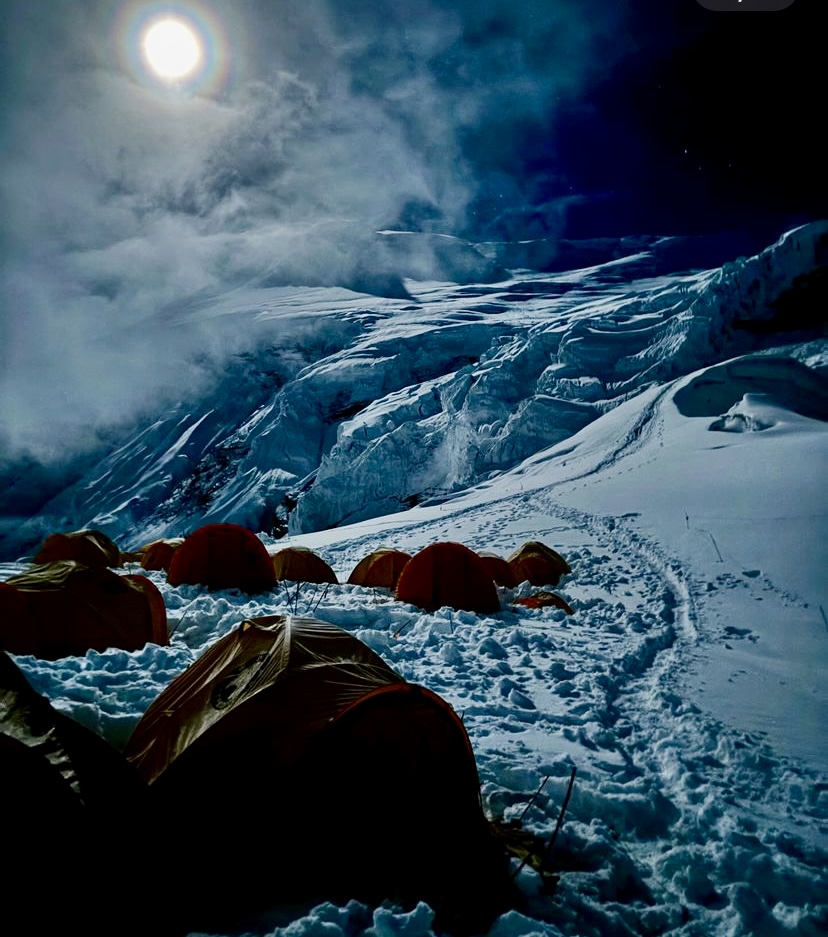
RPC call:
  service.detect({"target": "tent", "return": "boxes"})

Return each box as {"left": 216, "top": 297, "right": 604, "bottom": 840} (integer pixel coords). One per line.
{"left": 167, "top": 523, "right": 276, "bottom": 594}
{"left": 0, "top": 651, "right": 160, "bottom": 936}
{"left": 395, "top": 541, "right": 500, "bottom": 614}
{"left": 33, "top": 528, "right": 121, "bottom": 568}
{"left": 514, "top": 591, "right": 575, "bottom": 614}
{"left": 347, "top": 547, "right": 411, "bottom": 589}
{"left": 477, "top": 551, "right": 519, "bottom": 588}
{"left": 271, "top": 545, "right": 338, "bottom": 584}
{"left": 0, "top": 561, "right": 168, "bottom": 659}
{"left": 508, "top": 541, "right": 572, "bottom": 587}
{"left": 139, "top": 537, "right": 184, "bottom": 572}
{"left": 124, "top": 615, "right": 513, "bottom": 932}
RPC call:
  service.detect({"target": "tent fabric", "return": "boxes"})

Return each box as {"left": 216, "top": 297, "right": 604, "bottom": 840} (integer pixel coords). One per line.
{"left": 395, "top": 541, "right": 500, "bottom": 614}
{"left": 124, "top": 615, "right": 513, "bottom": 932}
{"left": 347, "top": 548, "right": 411, "bottom": 589}
{"left": 139, "top": 538, "right": 184, "bottom": 572}
{"left": 514, "top": 591, "right": 575, "bottom": 614}
{"left": 33, "top": 528, "right": 121, "bottom": 568}
{"left": 167, "top": 523, "right": 276, "bottom": 594}
{"left": 508, "top": 541, "right": 572, "bottom": 587}
{"left": 477, "top": 551, "right": 519, "bottom": 588}
{"left": 271, "top": 546, "right": 338, "bottom": 584}
{"left": 0, "top": 651, "right": 157, "bottom": 937}
{"left": 0, "top": 561, "right": 168, "bottom": 659}
{"left": 125, "top": 614, "right": 401, "bottom": 785}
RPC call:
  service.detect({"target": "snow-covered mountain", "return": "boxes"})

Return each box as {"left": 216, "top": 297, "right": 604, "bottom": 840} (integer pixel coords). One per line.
{"left": 2, "top": 222, "right": 826, "bottom": 561}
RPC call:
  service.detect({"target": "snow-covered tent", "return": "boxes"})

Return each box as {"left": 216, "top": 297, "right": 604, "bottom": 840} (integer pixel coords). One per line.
{"left": 270, "top": 545, "right": 338, "bottom": 584}
{"left": 0, "top": 561, "right": 168, "bottom": 659}
{"left": 166, "top": 523, "right": 276, "bottom": 594}
{"left": 395, "top": 541, "right": 500, "bottom": 614}
{"left": 124, "top": 615, "right": 513, "bottom": 932}
{"left": 347, "top": 547, "right": 412, "bottom": 589}
{"left": 33, "top": 528, "right": 121, "bottom": 568}
{"left": 515, "top": 591, "right": 575, "bottom": 614}
{"left": 508, "top": 541, "right": 572, "bottom": 587}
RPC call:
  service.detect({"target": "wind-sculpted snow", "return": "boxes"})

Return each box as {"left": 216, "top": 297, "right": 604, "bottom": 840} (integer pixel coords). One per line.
{"left": 1, "top": 222, "right": 826, "bottom": 557}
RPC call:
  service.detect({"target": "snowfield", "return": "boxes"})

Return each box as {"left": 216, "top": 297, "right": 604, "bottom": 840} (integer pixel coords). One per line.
{"left": 2, "top": 224, "right": 827, "bottom": 937}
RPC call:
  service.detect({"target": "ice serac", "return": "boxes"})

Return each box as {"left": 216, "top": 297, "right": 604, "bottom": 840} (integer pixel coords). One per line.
{"left": 1, "top": 222, "right": 825, "bottom": 556}
{"left": 289, "top": 222, "right": 828, "bottom": 533}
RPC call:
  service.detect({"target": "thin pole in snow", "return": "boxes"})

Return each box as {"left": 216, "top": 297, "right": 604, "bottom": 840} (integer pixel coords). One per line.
{"left": 541, "top": 766, "right": 577, "bottom": 870}
{"left": 518, "top": 775, "right": 550, "bottom": 824}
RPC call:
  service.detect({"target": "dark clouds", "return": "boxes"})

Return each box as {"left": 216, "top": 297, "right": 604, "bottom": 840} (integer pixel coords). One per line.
{"left": 0, "top": 0, "right": 822, "bottom": 460}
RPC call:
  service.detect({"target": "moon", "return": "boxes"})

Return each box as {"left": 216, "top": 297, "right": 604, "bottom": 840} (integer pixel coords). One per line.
{"left": 141, "top": 17, "right": 203, "bottom": 81}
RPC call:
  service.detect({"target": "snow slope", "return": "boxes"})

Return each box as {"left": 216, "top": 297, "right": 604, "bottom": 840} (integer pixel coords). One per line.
{"left": 3, "top": 224, "right": 826, "bottom": 937}
{"left": 2, "top": 223, "right": 826, "bottom": 559}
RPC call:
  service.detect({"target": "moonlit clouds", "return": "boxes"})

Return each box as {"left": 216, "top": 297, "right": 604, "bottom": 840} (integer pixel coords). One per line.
{"left": 0, "top": 0, "right": 689, "bottom": 461}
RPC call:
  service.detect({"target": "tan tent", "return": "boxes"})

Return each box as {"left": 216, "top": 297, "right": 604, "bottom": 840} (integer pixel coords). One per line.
{"left": 33, "top": 529, "right": 121, "bottom": 568}
{"left": 0, "top": 562, "right": 168, "bottom": 659}
{"left": 347, "top": 548, "right": 411, "bottom": 589}
{"left": 508, "top": 541, "right": 572, "bottom": 587}
{"left": 271, "top": 546, "right": 338, "bottom": 584}
{"left": 395, "top": 541, "right": 500, "bottom": 614}
{"left": 167, "top": 523, "right": 276, "bottom": 594}
{"left": 139, "top": 538, "right": 184, "bottom": 572}
{"left": 124, "top": 615, "right": 512, "bottom": 932}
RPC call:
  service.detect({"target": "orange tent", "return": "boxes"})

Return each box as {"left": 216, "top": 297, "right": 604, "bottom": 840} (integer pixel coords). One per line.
{"left": 508, "top": 541, "right": 571, "bottom": 587}
{"left": 395, "top": 541, "right": 500, "bottom": 614}
{"left": 139, "top": 538, "right": 184, "bottom": 572}
{"left": 347, "top": 548, "right": 411, "bottom": 589}
{"left": 477, "top": 551, "right": 518, "bottom": 588}
{"left": 0, "top": 561, "right": 168, "bottom": 659}
{"left": 271, "top": 546, "right": 338, "bottom": 584}
{"left": 514, "top": 591, "right": 574, "bottom": 614}
{"left": 124, "top": 615, "right": 512, "bottom": 933}
{"left": 167, "top": 523, "right": 276, "bottom": 594}
{"left": 33, "top": 529, "right": 121, "bottom": 568}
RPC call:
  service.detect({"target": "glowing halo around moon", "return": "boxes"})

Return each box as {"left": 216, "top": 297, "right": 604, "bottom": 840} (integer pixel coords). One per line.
{"left": 142, "top": 17, "right": 202, "bottom": 80}
{"left": 116, "top": 2, "right": 232, "bottom": 96}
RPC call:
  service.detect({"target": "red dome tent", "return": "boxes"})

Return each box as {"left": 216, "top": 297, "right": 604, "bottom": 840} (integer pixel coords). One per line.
{"left": 477, "top": 551, "right": 519, "bottom": 588}
{"left": 271, "top": 546, "right": 338, "bottom": 584}
{"left": 347, "top": 548, "right": 411, "bottom": 589}
{"left": 0, "top": 562, "right": 168, "bottom": 659}
{"left": 124, "top": 615, "right": 512, "bottom": 933}
{"left": 167, "top": 523, "right": 276, "bottom": 594}
{"left": 508, "top": 541, "right": 572, "bottom": 587}
{"left": 395, "top": 541, "right": 500, "bottom": 614}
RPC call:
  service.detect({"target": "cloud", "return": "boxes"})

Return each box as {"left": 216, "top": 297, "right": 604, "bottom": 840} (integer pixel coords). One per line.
{"left": 0, "top": 0, "right": 636, "bottom": 462}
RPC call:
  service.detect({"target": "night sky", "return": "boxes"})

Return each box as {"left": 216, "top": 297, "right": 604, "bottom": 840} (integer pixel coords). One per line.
{"left": 0, "top": 0, "right": 824, "bottom": 458}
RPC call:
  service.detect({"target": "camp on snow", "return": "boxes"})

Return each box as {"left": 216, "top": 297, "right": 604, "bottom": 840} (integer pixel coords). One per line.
{"left": 166, "top": 523, "right": 276, "bottom": 594}
{"left": 270, "top": 545, "right": 338, "bottom": 584}
{"left": 347, "top": 547, "right": 412, "bottom": 589}
{"left": 124, "top": 614, "right": 514, "bottom": 933}
{"left": 395, "top": 541, "right": 500, "bottom": 614}
{"left": 0, "top": 561, "right": 168, "bottom": 659}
